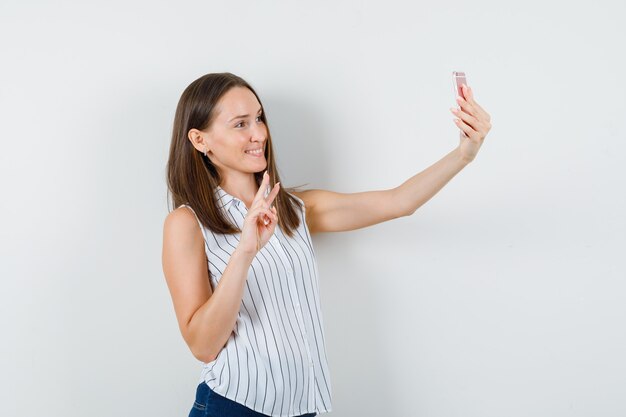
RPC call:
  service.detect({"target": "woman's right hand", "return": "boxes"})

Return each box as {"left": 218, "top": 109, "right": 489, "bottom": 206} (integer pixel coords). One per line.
{"left": 238, "top": 171, "right": 280, "bottom": 256}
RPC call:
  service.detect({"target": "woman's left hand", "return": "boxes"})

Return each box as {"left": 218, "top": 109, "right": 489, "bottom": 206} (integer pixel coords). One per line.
{"left": 450, "top": 84, "right": 492, "bottom": 163}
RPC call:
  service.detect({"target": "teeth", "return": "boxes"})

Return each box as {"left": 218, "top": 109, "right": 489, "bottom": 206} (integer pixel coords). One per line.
{"left": 246, "top": 148, "right": 263, "bottom": 154}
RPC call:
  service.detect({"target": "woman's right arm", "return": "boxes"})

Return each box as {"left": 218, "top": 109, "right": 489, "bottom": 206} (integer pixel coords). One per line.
{"left": 161, "top": 207, "right": 256, "bottom": 363}
{"left": 162, "top": 172, "right": 280, "bottom": 363}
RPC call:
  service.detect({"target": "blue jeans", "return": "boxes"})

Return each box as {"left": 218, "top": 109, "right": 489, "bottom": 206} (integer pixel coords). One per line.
{"left": 189, "top": 381, "right": 318, "bottom": 417}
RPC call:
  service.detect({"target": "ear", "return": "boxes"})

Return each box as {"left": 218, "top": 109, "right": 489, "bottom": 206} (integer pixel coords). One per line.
{"left": 188, "top": 128, "right": 211, "bottom": 154}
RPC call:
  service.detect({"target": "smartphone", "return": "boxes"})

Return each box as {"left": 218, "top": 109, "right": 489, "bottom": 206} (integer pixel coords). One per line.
{"left": 452, "top": 71, "right": 468, "bottom": 137}
{"left": 452, "top": 71, "right": 468, "bottom": 101}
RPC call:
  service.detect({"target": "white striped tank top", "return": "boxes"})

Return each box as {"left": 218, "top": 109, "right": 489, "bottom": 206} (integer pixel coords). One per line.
{"left": 178, "top": 185, "right": 333, "bottom": 417}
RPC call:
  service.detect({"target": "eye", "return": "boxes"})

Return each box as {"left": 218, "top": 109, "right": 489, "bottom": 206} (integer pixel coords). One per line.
{"left": 256, "top": 114, "right": 263, "bottom": 123}
{"left": 235, "top": 121, "right": 245, "bottom": 128}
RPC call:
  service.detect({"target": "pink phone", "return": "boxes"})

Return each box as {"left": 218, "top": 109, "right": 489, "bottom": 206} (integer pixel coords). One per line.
{"left": 452, "top": 71, "right": 468, "bottom": 101}
{"left": 452, "top": 71, "right": 468, "bottom": 137}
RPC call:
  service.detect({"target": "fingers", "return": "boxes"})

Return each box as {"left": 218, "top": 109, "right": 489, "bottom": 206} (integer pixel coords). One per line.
{"left": 255, "top": 206, "right": 277, "bottom": 226}
{"left": 245, "top": 172, "right": 282, "bottom": 230}
{"left": 265, "top": 182, "right": 280, "bottom": 207}
{"left": 264, "top": 206, "right": 278, "bottom": 225}
{"left": 253, "top": 171, "right": 281, "bottom": 205}
{"left": 255, "top": 206, "right": 278, "bottom": 252}
{"left": 452, "top": 85, "right": 492, "bottom": 134}
{"left": 252, "top": 173, "right": 280, "bottom": 209}
{"left": 450, "top": 106, "right": 480, "bottom": 131}
{"left": 456, "top": 93, "right": 478, "bottom": 118}
{"left": 253, "top": 171, "right": 270, "bottom": 203}
{"left": 460, "top": 85, "right": 491, "bottom": 122}
{"left": 454, "top": 116, "right": 478, "bottom": 138}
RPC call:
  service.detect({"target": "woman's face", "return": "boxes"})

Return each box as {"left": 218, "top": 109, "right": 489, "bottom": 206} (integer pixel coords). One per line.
{"left": 203, "top": 86, "right": 268, "bottom": 177}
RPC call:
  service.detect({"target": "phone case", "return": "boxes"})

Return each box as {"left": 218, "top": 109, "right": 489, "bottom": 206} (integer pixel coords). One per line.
{"left": 452, "top": 71, "right": 469, "bottom": 137}
{"left": 452, "top": 71, "right": 467, "bottom": 100}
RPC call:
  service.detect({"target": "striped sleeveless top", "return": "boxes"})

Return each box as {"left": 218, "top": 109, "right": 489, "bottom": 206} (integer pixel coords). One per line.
{"left": 178, "top": 185, "right": 333, "bottom": 417}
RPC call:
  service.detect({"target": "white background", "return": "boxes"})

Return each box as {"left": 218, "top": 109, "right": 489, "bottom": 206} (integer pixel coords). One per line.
{"left": 1, "top": 1, "right": 625, "bottom": 416}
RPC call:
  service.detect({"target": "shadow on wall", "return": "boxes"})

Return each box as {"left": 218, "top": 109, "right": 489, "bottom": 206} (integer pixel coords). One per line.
{"left": 262, "top": 94, "right": 332, "bottom": 191}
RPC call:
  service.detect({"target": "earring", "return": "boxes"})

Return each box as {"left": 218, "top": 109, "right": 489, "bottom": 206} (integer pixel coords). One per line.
{"left": 203, "top": 149, "right": 208, "bottom": 157}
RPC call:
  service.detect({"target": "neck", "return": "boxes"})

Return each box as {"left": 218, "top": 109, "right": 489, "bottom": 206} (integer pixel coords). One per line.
{"left": 219, "top": 170, "right": 259, "bottom": 208}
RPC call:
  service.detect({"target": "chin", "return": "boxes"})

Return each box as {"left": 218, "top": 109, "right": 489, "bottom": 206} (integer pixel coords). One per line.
{"left": 247, "top": 161, "right": 267, "bottom": 174}
{"left": 256, "top": 159, "right": 268, "bottom": 170}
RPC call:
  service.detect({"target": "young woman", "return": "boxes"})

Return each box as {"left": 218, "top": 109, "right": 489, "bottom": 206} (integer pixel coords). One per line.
{"left": 162, "top": 72, "right": 492, "bottom": 417}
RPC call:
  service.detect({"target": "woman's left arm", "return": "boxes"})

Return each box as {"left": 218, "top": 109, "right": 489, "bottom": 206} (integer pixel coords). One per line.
{"left": 295, "top": 84, "right": 492, "bottom": 234}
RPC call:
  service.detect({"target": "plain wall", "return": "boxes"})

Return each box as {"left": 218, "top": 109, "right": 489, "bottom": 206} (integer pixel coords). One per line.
{"left": 1, "top": 1, "right": 624, "bottom": 416}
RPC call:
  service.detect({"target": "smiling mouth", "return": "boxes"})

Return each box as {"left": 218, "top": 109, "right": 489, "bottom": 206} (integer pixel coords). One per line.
{"left": 245, "top": 148, "right": 264, "bottom": 156}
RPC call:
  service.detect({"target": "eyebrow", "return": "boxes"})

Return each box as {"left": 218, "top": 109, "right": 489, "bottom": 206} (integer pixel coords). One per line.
{"left": 228, "top": 107, "right": 263, "bottom": 122}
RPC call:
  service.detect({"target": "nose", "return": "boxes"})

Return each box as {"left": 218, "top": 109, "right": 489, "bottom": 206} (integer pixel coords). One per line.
{"left": 251, "top": 122, "right": 266, "bottom": 143}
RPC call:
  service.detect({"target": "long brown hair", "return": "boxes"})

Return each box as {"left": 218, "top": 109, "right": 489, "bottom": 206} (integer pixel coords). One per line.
{"left": 166, "top": 72, "right": 303, "bottom": 237}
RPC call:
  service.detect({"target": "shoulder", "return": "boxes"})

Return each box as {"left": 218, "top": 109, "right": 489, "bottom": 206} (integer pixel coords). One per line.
{"left": 290, "top": 189, "right": 316, "bottom": 209}
{"left": 165, "top": 205, "right": 198, "bottom": 229}
{"left": 163, "top": 206, "right": 204, "bottom": 248}
{"left": 290, "top": 189, "right": 338, "bottom": 212}
{"left": 289, "top": 189, "right": 327, "bottom": 233}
